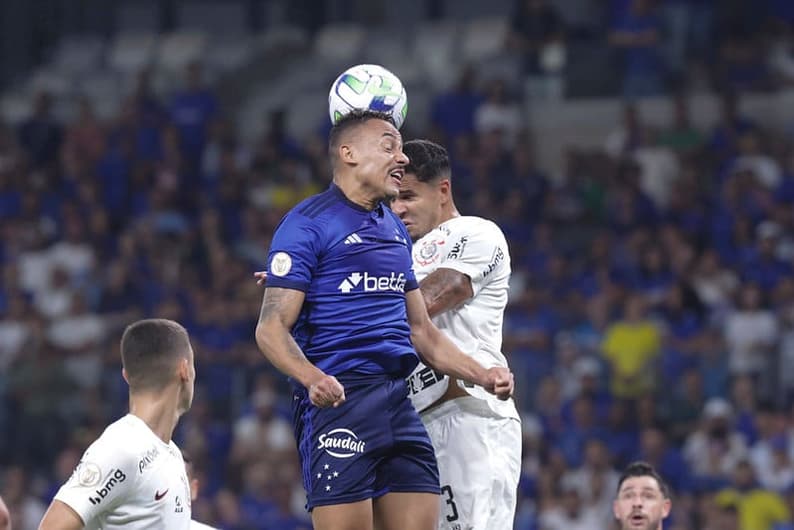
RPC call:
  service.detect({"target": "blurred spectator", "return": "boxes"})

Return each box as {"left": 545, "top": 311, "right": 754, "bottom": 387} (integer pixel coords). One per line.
{"left": 538, "top": 476, "right": 601, "bottom": 530}
{"left": 429, "top": 65, "right": 483, "bottom": 145}
{"left": 168, "top": 62, "right": 219, "bottom": 168}
{"left": 563, "top": 438, "right": 619, "bottom": 526}
{"left": 683, "top": 397, "right": 749, "bottom": 483}
{"left": 724, "top": 283, "right": 779, "bottom": 376}
{"left": 715, "top": 460, "right": 791, "bottom": 530}
{"left": 1, "top": 466, "right": 46, "bottom": 529}
{"left": 658, "top": 93, "right": 705, "bottom": 153}
{"left": 601, "top": 294, "right": 661, "bottom": 398}
{"left": 609, "top": 0, "right": 666, "bottom": 98}
{"left": 507, "top": 0, "right": 566, "bottom": 77}
{"left": 637, "top": 426, "right": 691, "bottom": 493}
{"left": 474, "top": 79, "right": 523, "bottom": 146}
{"left": 17, "top": 91, "right": 63, "bottom": 171}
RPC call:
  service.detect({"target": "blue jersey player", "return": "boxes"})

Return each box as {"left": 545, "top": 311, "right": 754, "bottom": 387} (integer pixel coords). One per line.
{"left": 255, "top": 110, "right": 514, "bottom": 530}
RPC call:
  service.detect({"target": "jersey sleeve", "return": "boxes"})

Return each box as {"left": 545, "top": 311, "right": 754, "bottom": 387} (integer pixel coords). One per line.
{"left": 54, "top": 437, "right": 138, "bottom": 524}
{"left": 265, "top": 212, "right": 324, "bottom": 291}
{"left": 439, "top": 220, "right": 509, "bottom": 297}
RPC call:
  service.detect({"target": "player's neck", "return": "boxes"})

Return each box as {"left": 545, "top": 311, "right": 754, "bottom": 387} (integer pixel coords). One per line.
{"left": 333, "top": 175, "right": 380, "bottom": 210}
{"left": 438, "top": 204, "right": 460, "bottom": 225}
{"left": 129, "top": 391, "right": 181, "bottom": 443}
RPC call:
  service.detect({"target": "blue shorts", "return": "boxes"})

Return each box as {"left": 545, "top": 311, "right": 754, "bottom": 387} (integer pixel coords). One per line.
{"left": 292, "top": 375, "right": 441, "bottom": 510}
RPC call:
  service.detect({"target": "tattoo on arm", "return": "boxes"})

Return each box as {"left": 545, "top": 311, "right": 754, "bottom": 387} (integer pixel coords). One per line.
{"left": 420, "top": 268, "right": 474, "bottom": 318}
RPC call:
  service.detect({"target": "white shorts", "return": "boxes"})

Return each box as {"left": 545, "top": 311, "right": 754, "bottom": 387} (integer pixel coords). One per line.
{"left": 421, "top": 396, "right": 522, "bottom": 530}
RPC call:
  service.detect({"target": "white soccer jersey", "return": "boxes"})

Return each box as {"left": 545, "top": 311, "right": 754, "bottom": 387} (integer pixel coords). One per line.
{"left": 54, "top": 414, "right": 191, "bottom": 530}
{"left": 406, "top": 216, "right": 518, "bottom": 420}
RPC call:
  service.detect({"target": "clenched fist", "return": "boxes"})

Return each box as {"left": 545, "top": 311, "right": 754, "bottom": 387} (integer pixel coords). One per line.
{"left": 308, "top": 374, "right": 346, "bottom": 408}
{"left": 482, "top": 367, "right": 514, "bottom": 401}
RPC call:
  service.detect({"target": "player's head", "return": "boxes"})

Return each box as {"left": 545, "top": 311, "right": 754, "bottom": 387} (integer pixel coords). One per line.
{"left": 121, "top": 318, "right": 196, "bottom": 414}
{"left": 613, "top": 461, "right": 671, "bottom": 530}
{"left": 390, "top": 139, "right": 453, "bottom": 241}
{"left": 328, "top": 109, "right": 408, "bottom": 201}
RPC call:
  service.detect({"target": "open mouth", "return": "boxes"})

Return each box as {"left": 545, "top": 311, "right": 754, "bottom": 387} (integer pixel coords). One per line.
{"left": 389, "top": 168, "right": 404, "bottom": 185}
{"left": 629, "top": 514, "right": 646, "bottom": 526}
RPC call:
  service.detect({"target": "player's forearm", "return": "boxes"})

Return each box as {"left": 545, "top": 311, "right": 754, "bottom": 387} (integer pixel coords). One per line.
{"left": 412, "top": 323, "right": 488, "bottom": 386}
{"left": 419, "top": 268, "right": 473, "bottom": 318}
{"left": 255, "top": 321, "right": 325, "bottom": 389}
{"left": 38, "top": 500, "right": 84, "bottom": 530}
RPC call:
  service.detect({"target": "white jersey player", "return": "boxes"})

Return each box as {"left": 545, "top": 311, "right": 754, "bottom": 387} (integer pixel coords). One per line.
{"left": 391, "top": 139, "right": 521, "bottom": 530}
{"left": 39, "top": 319, "right": 196, "bottom": 530}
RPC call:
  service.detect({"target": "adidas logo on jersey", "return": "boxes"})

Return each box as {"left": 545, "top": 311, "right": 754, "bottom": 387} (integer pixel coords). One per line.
{"left": 337, "top": 272, "right": 406, "bottom": 293}
{"left": 344, "top": 233, "right": 363, "bottom": 245}
{"left": 88, "top": 469, "right": 127, "bottom": 505}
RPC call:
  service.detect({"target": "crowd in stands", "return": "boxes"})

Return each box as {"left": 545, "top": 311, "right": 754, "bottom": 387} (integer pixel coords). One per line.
{"left": 3, "top": 1, "right": 794, "bottom": 529}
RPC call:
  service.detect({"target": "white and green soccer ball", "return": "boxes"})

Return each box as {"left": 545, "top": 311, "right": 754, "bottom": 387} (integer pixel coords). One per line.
{"left": 328, "top": 64, "right": 408, "bottom": 129}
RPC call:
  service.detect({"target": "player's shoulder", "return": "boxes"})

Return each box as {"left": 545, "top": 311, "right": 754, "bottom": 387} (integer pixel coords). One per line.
{"left": 283, "top": 187, "right": 343, "bottom": 223}
{"left": 442, "top": 215, "right": 506, "bottom": 240}
{"left": 95, "top": 415, "right": 154, "bottom": 451}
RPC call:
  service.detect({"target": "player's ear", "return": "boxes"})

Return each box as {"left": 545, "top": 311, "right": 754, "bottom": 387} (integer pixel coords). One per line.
{"left": 662, "top": 498, "right": 671, "bottom": 518}
{"left": 177, "top": 357, "right": 190, "bottom": 382}
{"left": 122, "top": 367, "right": 129, "bottom": 384}
{"left": 339, "top": 143, "right": 356, "bottom": 165}
{"left": 438, "top": 178, "right": 451, "bottom": 199}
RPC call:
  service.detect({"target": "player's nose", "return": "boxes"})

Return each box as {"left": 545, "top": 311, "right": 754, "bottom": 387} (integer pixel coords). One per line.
{"left": 395, "top": 149, "right": 409, "bottom": 165}
{"left": 391, "top": 200, "right": 406, "bottom": 217}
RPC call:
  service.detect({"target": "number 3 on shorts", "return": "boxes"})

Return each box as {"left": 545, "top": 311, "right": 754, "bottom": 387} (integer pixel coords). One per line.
{"left": 440, "top": 485, "right": 459, "bottom": 522}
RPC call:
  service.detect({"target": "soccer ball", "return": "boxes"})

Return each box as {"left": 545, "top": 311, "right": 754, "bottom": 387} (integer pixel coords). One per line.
{"left": 328, "top": 64, "right": 408, "bottom": 129}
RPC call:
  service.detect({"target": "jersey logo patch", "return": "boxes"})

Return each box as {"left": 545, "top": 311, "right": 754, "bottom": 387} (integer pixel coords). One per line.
{"left": 77, "top": 462, "right": 102, "bottom": 487}
{"left": 154, "top": 489, "right": 169, "bottom": 501}
{"left": 270, "top": 252, "right": 292, "bottom": 277}
{"left": 337, "top": 272, "right": 406, "bottom": 293}
{"left": 416, "top": 238, "right": 443, "bottom": 266}
{"left": 88, "top": 469, "right": 127, "bottom": 506}
{"left": 344, "top": 233, "right": 363, "bottom": 245}
{"left": 317, "top": 428, "right": 366, "bottom": 458}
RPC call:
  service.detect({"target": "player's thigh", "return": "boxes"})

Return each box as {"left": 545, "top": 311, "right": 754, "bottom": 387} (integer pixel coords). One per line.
{"left": 424, "top": 400, "right": 522, "bottom": 530}
{"left": 312, "top": 498, "right": 374, "bottom": 530}
{"left": 373, "top": 491, "right": 439, "bottom": 530}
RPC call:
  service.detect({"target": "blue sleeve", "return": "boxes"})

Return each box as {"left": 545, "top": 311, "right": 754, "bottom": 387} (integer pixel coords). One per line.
{"left": 265, "top": 212, "right": 323, "bottom": 291}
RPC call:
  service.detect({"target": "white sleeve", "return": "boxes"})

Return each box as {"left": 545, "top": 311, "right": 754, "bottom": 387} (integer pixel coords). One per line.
{"left": 438, "top": 220, "right": 509, "bottom": 297}
{"left": 54, "top": 436, "right": 138, "bottom": 525}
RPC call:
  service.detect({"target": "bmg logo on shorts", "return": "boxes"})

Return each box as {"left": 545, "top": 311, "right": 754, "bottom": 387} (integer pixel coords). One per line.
{"left": 317, "top": 428, "right": 366, "bottom": 458}
{"left": 88, "top": 469, "right": 126, "bottom": 505}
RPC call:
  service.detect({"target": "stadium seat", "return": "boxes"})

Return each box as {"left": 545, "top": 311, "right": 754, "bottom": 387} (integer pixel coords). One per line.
{"left": 258, "top": 25, "right": 310, "bottom": 54}
{"left": 26, "top": 68, "right": 74, "bottom": 98}
{"left": 176, "top": 1, "right": 247, "bottom": 36}
{"left": 313, "top": 23, "right": 366, "bottom": 64}
{"left": 461, "top": 16, "right": 509, "bottom": 63}
{"left": 412, "top": 20, "right": 461, "bottom": 91}
{"left": 0, "top": 91, "right": 32, "bottom": 124}
{"left": 51, "top": 35, "right": 106, "bottom": 76}
{"left": 157, "top": 31, "right": 209, "bottom": 74}
{"left": 205, "top": 35, "right": 255, "bottom": 76}
{"left": 108, "top": 32, "right": 158, "bottom": 75}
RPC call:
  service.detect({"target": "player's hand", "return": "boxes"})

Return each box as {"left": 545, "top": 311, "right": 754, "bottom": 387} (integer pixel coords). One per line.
{"left": 482, "top": 367, "right": 514, "bottom": 401}
{"left": 308, "top": 374, "right": 346, "bottom": 408}
{"left": 254, "top": 271, "right": 268, "bottom": 286}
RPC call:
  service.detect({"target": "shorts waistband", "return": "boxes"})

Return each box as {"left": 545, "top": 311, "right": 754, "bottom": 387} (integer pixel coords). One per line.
{"left": 420, "top": 395, "right": 504, "bottom": 423}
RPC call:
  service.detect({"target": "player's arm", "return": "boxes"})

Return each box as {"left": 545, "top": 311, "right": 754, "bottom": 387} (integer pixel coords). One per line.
{"left": 419, "top": 267, "right": 473, "bottom": 318}
{"left": 0, "top": 494, "right": 11, "bottom": 530}
{"left": 255, "top": 287, "right": 345, "bottom": 407}
{"left": 405, "top": 289, "right": 513, "bottom": 399}
{"left": 38, "top": 500, "right": 84, "bottom": 530}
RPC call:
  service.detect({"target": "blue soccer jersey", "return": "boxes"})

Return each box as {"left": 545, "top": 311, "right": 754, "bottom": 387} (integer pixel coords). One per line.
{"left": 265, "top": 184, "right": 420, "bottom": 379}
